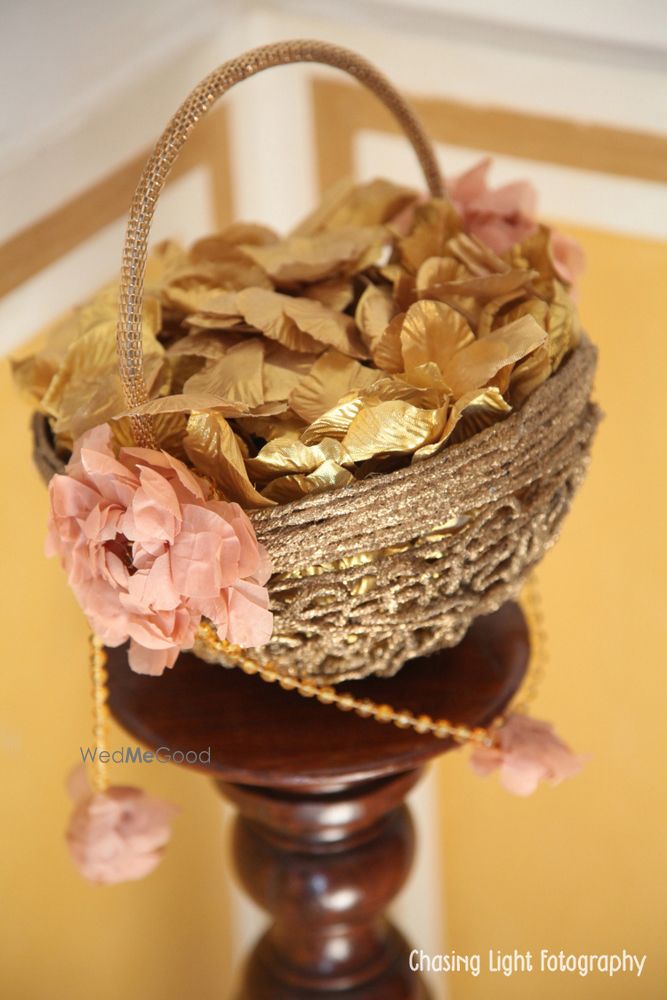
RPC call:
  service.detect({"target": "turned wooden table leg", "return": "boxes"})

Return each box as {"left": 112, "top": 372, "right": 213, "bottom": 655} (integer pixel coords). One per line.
{"left": 221, "top": 770, "right": 430, "bottom": 998}
{"left": 107, "top": 603, "right": 529, "bottom": 998}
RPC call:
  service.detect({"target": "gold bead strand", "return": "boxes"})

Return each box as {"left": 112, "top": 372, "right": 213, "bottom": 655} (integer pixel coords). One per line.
{"left": 516, "top": 573, "right": 548, "bottom": 716}
{"left": 89, "top": 635, "right": 110, "bottom": 794}
{"left": 198, "top": 624, "right": 493, "bottom": 747}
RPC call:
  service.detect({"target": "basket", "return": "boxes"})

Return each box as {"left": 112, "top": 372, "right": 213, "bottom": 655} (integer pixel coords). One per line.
{"left": 32, "top": 40, "right": 600, "bottom": 683}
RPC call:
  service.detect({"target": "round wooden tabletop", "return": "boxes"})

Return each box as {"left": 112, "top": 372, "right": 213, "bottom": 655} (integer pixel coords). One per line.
{"left": 107, "top": 601, "right": 528, "bottom": 791}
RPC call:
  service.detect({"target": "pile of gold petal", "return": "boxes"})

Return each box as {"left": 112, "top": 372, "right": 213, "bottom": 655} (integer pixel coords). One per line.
{"left": 13, "top": 177, "right": 581, "bottom": 508}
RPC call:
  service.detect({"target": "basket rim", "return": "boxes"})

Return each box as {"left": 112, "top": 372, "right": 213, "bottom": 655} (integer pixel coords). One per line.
{"left": 250, "top": 334, "right": 597, "bottom": 527}
{"left": 32, "top": 336, "right": 597, "bottom": 523}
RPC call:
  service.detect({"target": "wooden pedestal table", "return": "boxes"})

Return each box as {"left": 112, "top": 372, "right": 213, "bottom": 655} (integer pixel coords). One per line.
{"left": 107, "top": 601, "right": 529, "bottom": 998}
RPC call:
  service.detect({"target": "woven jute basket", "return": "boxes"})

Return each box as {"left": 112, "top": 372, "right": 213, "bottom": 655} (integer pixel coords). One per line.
{"left": 33, "top": 40, "right": 600, "bottom": 683}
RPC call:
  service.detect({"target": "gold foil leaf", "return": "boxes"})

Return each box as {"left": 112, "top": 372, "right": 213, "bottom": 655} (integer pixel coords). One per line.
{"left": 233, "top": 288, "right": 321, "bottom": 353}
{"left": 399, "top": 200, "right": 462, "bottom": 273}
{"left": 476, "top": 291, "right": 538, "bottom": 338}
{"left": 293, "top": 178, "right": 416, "bottom": 235}
{"left": 54, "top": 353, "right": 165, "bottom": 446}
{"left": 261, "top": 460, "right": 355, "bottom": 503}
{"left": 355, "top": 284, "right": 395, "bottom": 353}
{"left": 163, "top": 254, "right": 271, "bottom": 312}
{"left": 184, "top": 412, "right": 274, "bottom": 508}
{"left": 509, "top": 344, "right": 551, "bottom": 406}
{"left": 414, "top": 387, "right": 511, "bottom": 460}
{"left": 303, "top": 277, "right": 354, "bottom": 311}
{"left": 236, "top": 412, "right": 306, "bottom": 444}
{"left": 185, "top": 289, "right": 243, "bottom": 321}
{"left": 190, "top": 224, "right": 278, "bottom": 260}
{"left": 441, "top": 315, "right": 547, "bottom": 397}
{"left": 263, "top": 344, "right": 318, "bottom": 402}
{"left": 507, "top": 225, "right": 560, "bottom": 294}
{"left": 371, "top": 312, "right": 405, "bottom": 373}
{"left": 343, "top": 400, "right": 447, "bottom": 461}
{"left": 289, "top": 349, "right": 377, "bottom": 423}
{"left": 111, "top": 410, "right": 188, "bottom": 455}
{"left": 545, "top": 282, "right": 580, "bottom": 370}
{"left": 145, "top": 240, "right": 186, "bottom": 290}
{"left": 418, "top": 257, "right": 535, "bottom": 305}
{"left": 446, "top": 233, "right": 508, "bottom": 276}
{"left": 237, "top": 288, "right": 365, "bottom": 358}
{"left": 320, "top": 178, "right": 417, "bottom": 230}
{"left": 241, "top": 227, "right": 387, "bottom": 284}
{"left": 41, "top": 305, "right": 163, "bottom": 421}
{"left": 280, "top": 295, "right": 366, "bottom": 358}
{"left": 416, "top": 256, "right": 467, "bottom": 294}
{"left": 447, "top": 385, "right": 512, "bottom": 443}
{"left": 300, "top": 392, "right": 367, "bottom": 445}
{"left": 11, "top": 354, "right": 59, "bottom": 404}
{"left": 291, "top": 178, "right": 355, "bottom": 236}
{"left": 247, "top": 436, "right": 351, "bottom": 481}
{"left": 400, "top": 300, "right": 475, "bottom": 373}
{"left": 123, "top": 392, "right": 249, "bottom": 418}
{"left": 167, "top": 330, "right": 243, "bottom": 360}
{"left": 184, "top": 339, "right": 265, "bottom": 408}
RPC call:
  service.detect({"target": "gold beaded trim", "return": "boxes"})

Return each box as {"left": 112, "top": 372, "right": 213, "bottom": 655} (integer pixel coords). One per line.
{"left": 89, "top": 635, "right": 110, "bottom": 793}
{"left": 195, "top": 576, "right": 545, "bottom": 750}
{"left": 196, "top": 619, "right": 495, "bottom": 746}
{"left": 87, "top": 580, "right": 544, "bottom": 757}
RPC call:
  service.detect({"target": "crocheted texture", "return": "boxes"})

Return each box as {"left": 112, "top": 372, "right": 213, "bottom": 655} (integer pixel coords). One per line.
{"left": 33, "top": 338, "right": 599, "bottom": 683}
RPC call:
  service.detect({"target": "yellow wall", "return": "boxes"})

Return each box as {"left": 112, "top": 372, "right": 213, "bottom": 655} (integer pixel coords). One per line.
{"left": 435, "top": 222, "right": 667, "bottom": 999}
{"left": 1, "top": 230, "right": 664, "bottom": 998}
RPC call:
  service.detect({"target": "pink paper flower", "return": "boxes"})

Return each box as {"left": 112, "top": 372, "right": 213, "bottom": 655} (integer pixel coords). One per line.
{"left": 469, "top": 714, "right": 582, "bottom": 796}
{"left": 449, "top": 157, "right": 585, "bottom": 286}
{"left": 66, "top": 769, "right": 178, "bottom": 884}
{"left": 46, "top": 424, "right": 273, "bottom": 674}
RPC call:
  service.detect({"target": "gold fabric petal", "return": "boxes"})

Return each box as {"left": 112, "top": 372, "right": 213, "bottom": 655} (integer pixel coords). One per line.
{"left": 413, "top": 387, "right": 511, "bottom": 460}
{"left": 241, "top": 226, "right": 387, "bottom": 284}
{"left": 163, "top": 253, "right": 271, "bottom": 313}
{"left": 122, "top": 393, "right": 249, "bottom": 418}
{"left": 247, "top": 436, "right": 351, "bottom": 482}
{"left": 184, "top": 412, "right": 274, "bottom": 508}
{"left": 303, "top": 277, "right": 354, "bottom": 311}
{"left": 292, "top": 178, "right": 416, "bottom": 235}
{"left": 400, "top": 300, "right": 475, "bottom": 372}
{"left": 234, "top": 288, "right": 322, "bottom": 353}
{"left": 290, "top": 349, "right": 377, "bottom": 423}
{"left": 343, "top": 400, "right": 447, "bottom": 461}
{"left": 236, "top": 288, "right": 365, "bottom": 358}
{"left": 260, "top": 460, "right": 355, "bottom": 502}
{"left": 371, "top": 312, "right": 405, "bottom": 373}
{"left": 262, "top": 344, "right": 318, "bottom": 402}
{"left": 509, "top": 344, "right": 552, "bottom": 406}
{"left": 355, "top": 284, "right": 395, "bottom": 353}
{"left": 398, "top": 200, "right": 462, "bottom": 273}
{"left": 441, "top": 315, "right": 547, "bottom": 397}
{"left": 166, "top": 330, "right": 243, "bottom": 360}
{"left": 236, "top": 411, "right": 306, "bottom": 444}
{"left": 446, "top": 233, "right": 509, "bottom": 276}
{"left": 300, "top": 392, "right": 367, "bottom": 445}
{"left": 184, "top": 339, "right": 265, "bottom": 407}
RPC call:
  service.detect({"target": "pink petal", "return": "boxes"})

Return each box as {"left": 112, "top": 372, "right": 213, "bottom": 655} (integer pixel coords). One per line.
{"left": 225, "top": 581, "right": 274, "bottom": 648}
{"left": 128, "top": 640, "right": 180, "bottom": 675}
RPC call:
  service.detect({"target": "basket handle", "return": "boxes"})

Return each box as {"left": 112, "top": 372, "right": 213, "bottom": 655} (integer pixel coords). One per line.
{"left": 116, "top": 39, "right": 444, "bottom": 447}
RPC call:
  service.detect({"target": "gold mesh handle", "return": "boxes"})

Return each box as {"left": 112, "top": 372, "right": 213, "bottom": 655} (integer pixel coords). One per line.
{"left": 116, "top": 39, "right": 444, "bottom": 446}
